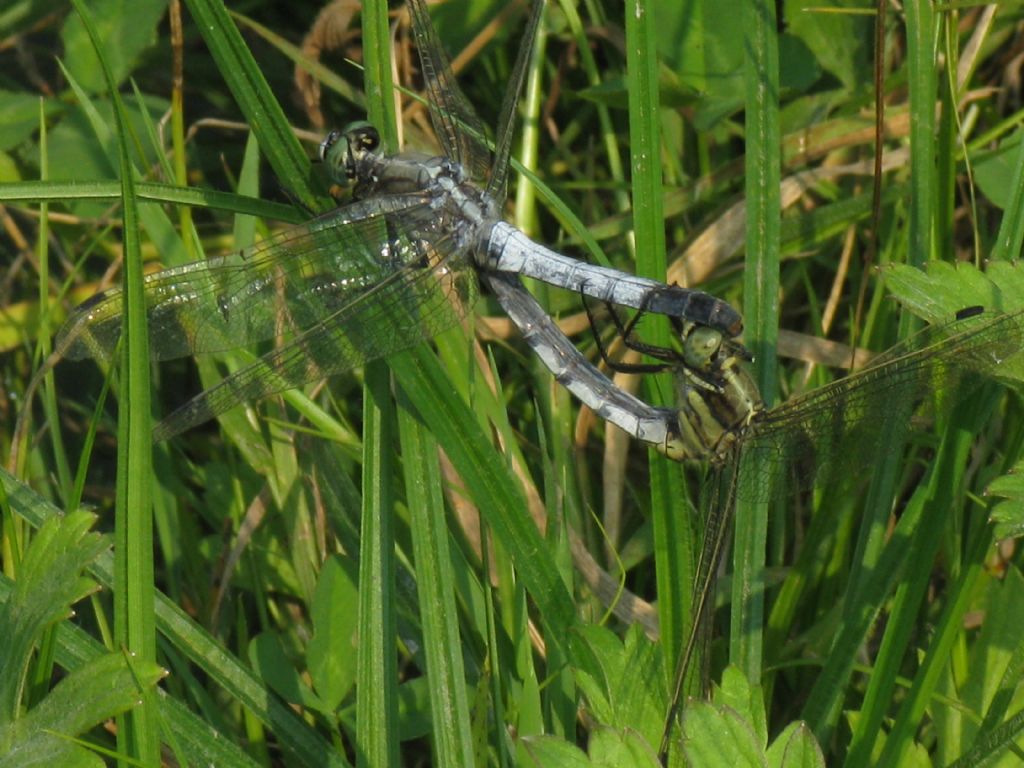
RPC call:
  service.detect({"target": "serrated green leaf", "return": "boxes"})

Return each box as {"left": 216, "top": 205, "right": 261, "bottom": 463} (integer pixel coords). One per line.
{"left": 0, "top": 510, "right": 109, "bottom": 725}
{"left": 0, "top": 652, "right": 164, "bottom": 767}
{"left": 883, "top": 262, "right": 1013, "bottom": 324}
{"left": 589, "top": 726, "right": 660, "bottom": 767}
{"left": 518, "top": 733, "right": 592, "bottom": 767}
{"left": 616, "top": 625, "right": 668, "bottom": 749}
{"left": 986, "top": 261, "right": 1024, "bottom": 301}
{"left": 680, "top": 699, "right": 765, "bottom": 768}
{"left": 714, "top": 666, "right": 767, "bottom": 749}
{"left": 986, "top": 466, "right": 1024, "bottom": 539}
{"left": 765, "top": 722, "right": 825, "bottom": 768}
{"left": 569, "top": 623, "right": 665, "bottom": 748}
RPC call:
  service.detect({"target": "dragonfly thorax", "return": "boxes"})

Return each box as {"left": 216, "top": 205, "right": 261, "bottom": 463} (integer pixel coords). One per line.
{"left": 322, "top": 122, "right": 500, "bottom": 252}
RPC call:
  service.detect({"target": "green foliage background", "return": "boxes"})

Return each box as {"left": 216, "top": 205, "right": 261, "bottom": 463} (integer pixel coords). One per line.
{"left": 2, "top": 0, "right": 1024, "bottom": 765}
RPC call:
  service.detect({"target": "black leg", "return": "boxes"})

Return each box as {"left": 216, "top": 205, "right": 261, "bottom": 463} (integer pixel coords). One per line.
{"left": 582, "top": 292, "right": 673, "bottom": 374}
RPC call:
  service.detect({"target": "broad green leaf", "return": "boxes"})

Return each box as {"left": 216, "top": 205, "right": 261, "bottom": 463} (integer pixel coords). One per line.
{"left": 518, "top": 734, "right": 592, "bottom": 767}
{"left": 975, "top": 130, "right": 1023, "bottom": 211}
{"left": 307, "top": 555, "right": 359, "bottom": 711}
{"left": 0, "top": 510, "right": 108, "bottom": 724}
{"left": 0, "top": 92, "right": 62, "bottom": 151}
{"left": 679, "top": 698, "right": 764, "bottom": 768}
{"left": 0, "top": 653, "right": 164, "bottom": 768}
{"left": 61, "top": 0, "right": 169, "bottom": 93}
{"left": 249, "top": 632, "right": 328, "bottom": 713}
{"left": 782, "top": 0, "right": 871, "bottom": 91}
{"left": 884, "top": 262, "right": 1010, "bottom": 322}
{"left": 765, "top": 722, "right": 825, "bottom": 768}
{"left": 589, "top": 726, "right": 661, "bottom": 767}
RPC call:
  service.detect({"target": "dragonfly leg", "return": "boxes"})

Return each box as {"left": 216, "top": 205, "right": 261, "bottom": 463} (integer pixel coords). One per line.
{"left": 581, "top": 293, "right": 673, "bottom": 375}
{"left": 581, "top": 290, "right": 732, "bottom": 395}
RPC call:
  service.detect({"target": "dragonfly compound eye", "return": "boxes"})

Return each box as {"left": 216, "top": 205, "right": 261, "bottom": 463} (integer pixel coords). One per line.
{"left": 683, "top": 327, "right": 723, "bottom": 370}
{"left": 318, "top": 130, "right": 355, "bottom": 185}
{"left": 341, "top": 120, "right": 380, "bottom": 154}
{"left": 317, "top": 130, "right": 342, "bottom": 163}
{"left": 319, "top": 122, "right": 383, "bottom": 184}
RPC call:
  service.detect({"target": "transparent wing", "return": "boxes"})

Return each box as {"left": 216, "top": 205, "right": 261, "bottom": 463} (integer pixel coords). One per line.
{"left": 407, "top": 0, "right": 490, "bottom": 184}
{"left": 660, "top": 457, "right": 738, "bottom": 759}
{"left": 54, "top": 193, "right": 434, "bottom": 363}
{"left": 484, "top": 0, "right": 544, "bottom": 202}
{"left": 660, "top": 309, "right": 1024, "bottom": 757}
{"left": 406, "top": 0, "right": 545, "bottom": 199}
{"left": 153, "top": 230, "right": 477, "bottom": 441}
{"left": 738, "top": 308, "right": 1024, "bottom": 500}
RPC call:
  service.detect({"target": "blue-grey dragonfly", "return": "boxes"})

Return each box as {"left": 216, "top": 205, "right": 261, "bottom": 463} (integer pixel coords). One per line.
{"left": 49, "top": 0, "right": 742, "bottom": 442}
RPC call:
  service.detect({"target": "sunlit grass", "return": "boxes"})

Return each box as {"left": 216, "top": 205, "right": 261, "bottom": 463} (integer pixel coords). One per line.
{"left": 2, "top": 0, "right": 1024, "bottom": 765}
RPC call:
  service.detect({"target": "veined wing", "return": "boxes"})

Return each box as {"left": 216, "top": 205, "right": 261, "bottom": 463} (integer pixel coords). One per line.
{"left": 153, "top": 227, "right": 477, "bottom": 441}
{"left": 407, "top": 0, "right": 545, "bottom": 201}
{"left": 736, "top": 308, "right": 1024, "bottom": 500}
{"left": 407, "top": 0, "right": 490, "bottom": 184}
{"left": 54, "top": 192, "right": 433, "bottom": 363}
{"left": 660, "top": 308, "right": 1024, "bottom": 759}
{"left": 659, "top": 454, "right": 739, "bottom": 760}
{"left": 482, "top": 0, "right": 544, "bottom": 201}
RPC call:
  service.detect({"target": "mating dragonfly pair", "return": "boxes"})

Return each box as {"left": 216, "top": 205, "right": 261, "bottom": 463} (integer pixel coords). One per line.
{"left": 42, "top": 0, "right": 1024, "bottom": 760}
{"left": 55, "top": 0, "right": 738, "bottom": 446}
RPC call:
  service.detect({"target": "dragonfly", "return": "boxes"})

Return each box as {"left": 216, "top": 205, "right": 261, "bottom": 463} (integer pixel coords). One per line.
{"left": 485, "top": 271, "right": 688, "bottom": 452}
{"left": 601, "top": 302, "right": 1024, "bottom": 760}
{"left": 501, "top": 285, "right": 1022, "bottom": 758}
{"left": 44, "top": 0, "right": 742, "bottom": 443}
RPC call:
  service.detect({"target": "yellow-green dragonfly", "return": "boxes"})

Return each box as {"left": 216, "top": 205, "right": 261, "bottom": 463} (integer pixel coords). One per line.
{"left": 572, "top": 296, "right": 1023, "bottom": 759}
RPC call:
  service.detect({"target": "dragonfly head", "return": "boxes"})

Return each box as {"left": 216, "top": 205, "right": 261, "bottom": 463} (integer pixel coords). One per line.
{"left": 676, "top": 320, "right": 755, "bottom": 391}
{"left": 680, "top": 324, "right": 724, "bottom": 371}
{"left": 318, "top": 121, "right": 382, "bottom": 185}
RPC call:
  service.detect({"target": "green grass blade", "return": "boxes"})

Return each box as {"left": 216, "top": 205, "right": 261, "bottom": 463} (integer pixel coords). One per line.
{"left": 391, "top": 345, "right": 577, "bottom": 652}
{"left": 905, "top": 0, "right": 937, "bottom": 267}
{"left": 624, "top": 0, "right": 666, "bottom": 284}
{"left": 33, "top": 101, "right": 72, "bottom": 502}
{"left": 988, "top": 127, "right": 1024, "bottom": 263}
{"left": 355, "top": 2, "right": 400, "bottom": 763}
{"left": 849, "top": 396, "right": 997, "bottom": 766}
{"left": 732, "top": 0, "right": 781, "bottom": 698}
{"left": 398, "top": 407, "right": 474, "bottom": 767}
{"left": 623, "top": 0, "right": 691, "bottom": 712}
{"left": 67, "top": 0, "right": 158, "bottom": 762}
{"left": 182, "top": 0, "right": 329, "bottom": 211}
{"left": 356, "top": 366, "right": 399, "bottom": 767}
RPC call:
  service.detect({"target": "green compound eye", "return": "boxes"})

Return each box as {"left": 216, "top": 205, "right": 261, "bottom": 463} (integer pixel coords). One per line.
{"left": 682, "top": 326, "right": 723, "bottom": 370}
{"left": 347, "top": 121, "right": 380, "bottom": 153}
{"left": 319, "top": 122, "right": 381, "bottom": 184}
